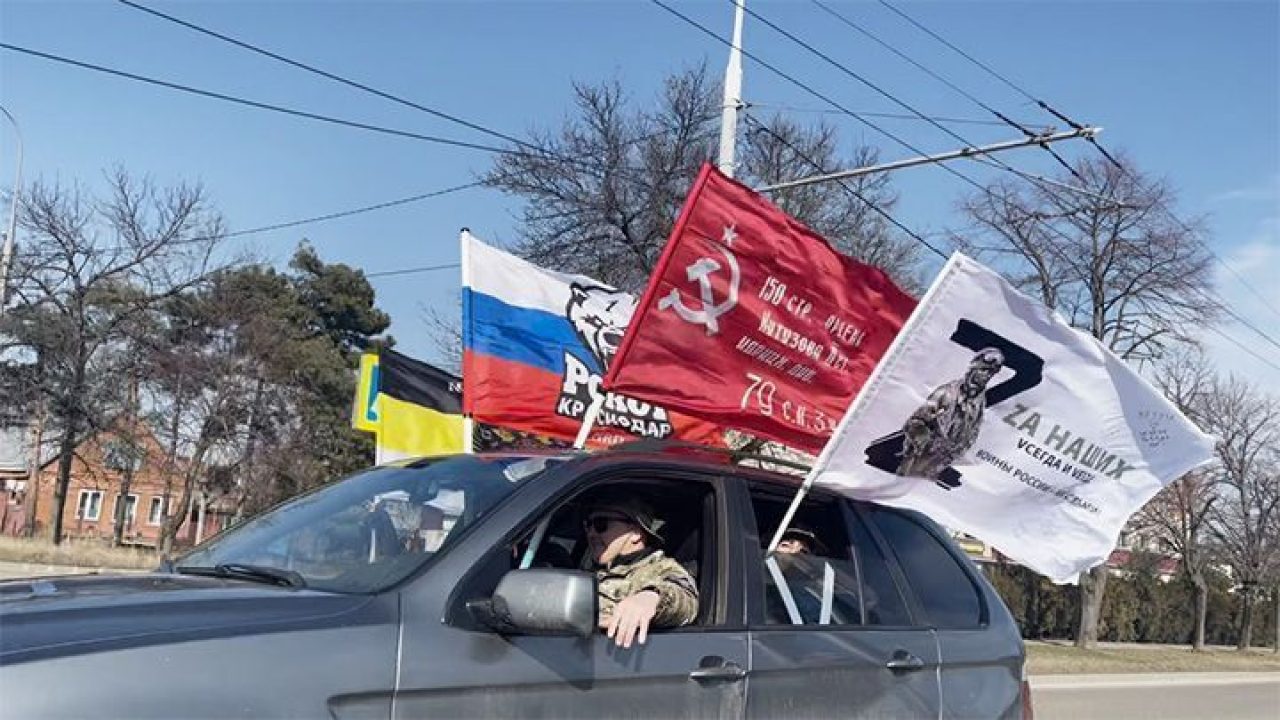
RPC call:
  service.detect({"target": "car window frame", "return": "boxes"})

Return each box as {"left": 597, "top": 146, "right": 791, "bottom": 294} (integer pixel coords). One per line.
{"left": 736, "top": 476, "right": 925, "bottom": 631}
{"left": 443, "top": 461, "right": 743, "bottom": 632}
{"left": 858, "top": 504, "right": 992, "bottom": 630}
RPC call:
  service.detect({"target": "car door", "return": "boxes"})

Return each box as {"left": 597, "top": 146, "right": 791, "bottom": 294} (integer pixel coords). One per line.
{"left": 739, "top": 481, "right": 942, "bottom": 720}
{"left": 394, "top": 461, "right": 751, "bottom": 719}
{"left": 865, "top": 507, "right": 1024, "bottom": 719}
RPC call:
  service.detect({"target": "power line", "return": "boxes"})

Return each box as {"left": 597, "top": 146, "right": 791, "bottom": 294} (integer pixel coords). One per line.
{"left": 745, "top": 101, "right": 1046, "bottom": 130}
{"left": 366, "top": 262, "right": 459, "bottom": 279}
{"left": 875, "top": 1, "right": 1121, "bottom": 167}
{"left": 225, "top": 182, "right": 485, "bottom": 240}
{"left": 680, "top": 1, "right": 1280, "bottom": 361}
{"left": 117, "top": 0, "right": 538, "bottom": 156}
{"left": 736, "top": 1, "right": 1101, "bottom": 206}
{"left": 116, "top": 0, "right": 701, "bottom": 196}
{"left": 966, "top": 156, "right": 1123, "bottom": 205}
{"left": 726, "top": 0, "right": 1280, "bottom": 354}
{"left": 810, "top": 0, "right": 1082, "bottom": 182}
{"left": 743, "top": 113, "right": 947, "bottom": 259}
{"left": 1213, "top": 290, "right": 1280, "bottom": 354}
{"left": 1205, "top": 324, "right": 1280, "bottom": 374}
{"left": 653, "top": 0, "right": 1104, "bottom": 292}
{"left": 874, "top": 0, "right": 1280, "bottom": 328}
{"left": 877, "top": 0, "right": 1045, "bottom": 106}
{"left": 0, "top": 42, "right": 519, "bottom": 155}
{"left": 18, "top": 181, "right": 484, "bottom": 256}
{"left": 0, "top": 42, "right": 661, "bottom": 189}
{"left": 651, "top": 1, "right": 986, "bottom": 188}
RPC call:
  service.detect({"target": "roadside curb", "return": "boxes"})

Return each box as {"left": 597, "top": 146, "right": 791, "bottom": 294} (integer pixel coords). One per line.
{"left": 0, "top": 560, "right": 150, "bottom": 579}
{"left": 1031, "top": 672, "right": 1280, "bottom": 689}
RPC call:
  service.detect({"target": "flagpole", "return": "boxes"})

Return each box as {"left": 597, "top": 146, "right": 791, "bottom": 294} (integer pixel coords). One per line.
{"left": 460, "top": 228, "right": 475, "bottom": 455}
{"left": 717, "top": 0, "right": 746, "bottom": 177}
{"left": 765, "top": 252, "right": 966, "bottom": 555}
{"left": 573, "top": 396, "right": 604, "bottom": 449}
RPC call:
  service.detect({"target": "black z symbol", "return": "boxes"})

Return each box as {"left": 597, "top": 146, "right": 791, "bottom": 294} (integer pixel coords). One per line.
{"left": 863, "top": 319, "right": 1044, "bottom": 490}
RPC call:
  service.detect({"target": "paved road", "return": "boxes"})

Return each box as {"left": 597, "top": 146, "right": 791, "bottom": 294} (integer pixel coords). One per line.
{"left": 1032, "top": 672, "right": 1280, "bottom": 720}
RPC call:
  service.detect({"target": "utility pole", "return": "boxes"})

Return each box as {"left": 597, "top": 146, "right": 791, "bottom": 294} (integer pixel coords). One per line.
{"left": 0, "top": 105, "right": 22, "bottom": 316}
{"left": 717, "top": 0, "right": 746, "bottom": 178}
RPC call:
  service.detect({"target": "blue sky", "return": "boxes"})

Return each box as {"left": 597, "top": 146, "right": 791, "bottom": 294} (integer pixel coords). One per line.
{"left": 2, "top": 0, "right": 1277, "bottom": 386}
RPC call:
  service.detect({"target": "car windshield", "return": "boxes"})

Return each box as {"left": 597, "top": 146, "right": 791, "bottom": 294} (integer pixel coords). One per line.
{"left": 178, "top": 454, "right": 564, "bottom": 594}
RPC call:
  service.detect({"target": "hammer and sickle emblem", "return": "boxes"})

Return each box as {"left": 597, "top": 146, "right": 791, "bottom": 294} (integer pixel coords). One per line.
{"left": 657, "top": 243, "right": 741, "bottom": 334}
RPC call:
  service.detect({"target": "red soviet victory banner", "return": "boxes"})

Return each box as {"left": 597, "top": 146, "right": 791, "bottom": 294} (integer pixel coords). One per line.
{"left": 603, "top": 163, "right": 917, "bottom": 454}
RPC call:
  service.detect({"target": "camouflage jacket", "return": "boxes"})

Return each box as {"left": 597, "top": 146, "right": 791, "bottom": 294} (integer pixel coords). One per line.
{"left": 597, "top": 549, "right": 699, "bottom": 628}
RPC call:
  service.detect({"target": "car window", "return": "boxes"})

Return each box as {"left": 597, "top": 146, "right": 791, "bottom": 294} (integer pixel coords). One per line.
{"left": 750, "top": 489, "right": 900, "bottom": 627}
{"left": 867, "top": 507, "right": 984, "bottom": 628}
{"left": 179, "top": 455, "right": 562, "bottom": 593}
{"left": 748, "top": 487, "right": 915, "bottom": 627}
{"left": 505, "top": 477, "right": 718, "bottom": 627}
{"left": 845, "top": 505, "right": 912, "bottom": 627}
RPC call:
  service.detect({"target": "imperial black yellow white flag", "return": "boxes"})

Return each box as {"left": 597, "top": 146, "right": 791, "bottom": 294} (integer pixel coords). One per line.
{"left": 374, "top": 349, "right": 465, "bottom": 463}
{"left": 811, "top": 253, "right": 1215, "bottom": 583}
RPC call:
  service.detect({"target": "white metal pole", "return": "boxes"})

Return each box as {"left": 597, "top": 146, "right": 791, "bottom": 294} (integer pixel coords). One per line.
{"left": 717, "top": 0, "right": 746, "bottom": 177}
{"left": 0, "top": 105, "right": 24, "bottom": 315}
{"left": 572, "top": 396, "right": 604, "bottom": 449}
{"left": 459, "top": 228, "right": 475, "bottom": 455}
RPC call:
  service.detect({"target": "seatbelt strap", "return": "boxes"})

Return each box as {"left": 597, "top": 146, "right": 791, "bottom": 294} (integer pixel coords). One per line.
{"left": 765, "top": 555, "right": 803, "bottom": 625}
{"left": 819, "top": 561, "right": 835, "bottom": 625}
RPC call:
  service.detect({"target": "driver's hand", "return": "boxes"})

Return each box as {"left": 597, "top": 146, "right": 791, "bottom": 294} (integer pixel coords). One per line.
{"left": 605, "top": 590, "right": 660, "bottom": 649}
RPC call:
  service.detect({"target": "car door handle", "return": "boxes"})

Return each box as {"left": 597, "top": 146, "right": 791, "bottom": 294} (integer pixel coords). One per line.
{"left": 690, "top": 655, "right": 747, "bottom": 682}
{"left": 885, "top": 649, "right": 925, "bottom": 672}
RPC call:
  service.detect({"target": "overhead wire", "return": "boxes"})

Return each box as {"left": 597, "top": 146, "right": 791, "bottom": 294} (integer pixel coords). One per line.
{"left": 745, "top": 101, "right": 1046, "bottom": 130}
{"left": 118, "top": 0, "right": 548, "bottom": 160}
{"left": 810, "top": 0, "right": 1083, "bottom": 182}
{"left": 649, "top": 0, "right": 1098, "bottom": 288}
{"left": 366, "top": 262, "right": 460, "bottom": 279}
{"left": 743, "top": 113, "right": 947, "bottom": 259}
{"left": 650, "top": 1, "right": 1003, "bottom": 194}
{"left": 0, "top": 43, "right": 523, "bottom": 156}
{"left": 734, "top": 1, "right": 1103, "bottom": 208}
{"left": 0, "top": 43, "right": 670, "bottom": 192}
{"left": 220, "top": 181, "right": 486, "bottom": 241}
{"left": 114, "top": 0, "right": 710, "bottom": 198}
{"left": 1204, "top": 324, "right": 1280, "bottom": 373}
{"left": 876, "top": 0, "right": 1117, "bottom": 165}
{"left": 17, "top": 181, "right": 485, "bottom": 257}
{"left": 735, "top": 1, "right": 1280, "bottom": 355}
{"left": 659, "top": 0, "right": 1280, "bottom": 363}
{"left": 874, "top": 0, "right": 1280, "bottom": 328}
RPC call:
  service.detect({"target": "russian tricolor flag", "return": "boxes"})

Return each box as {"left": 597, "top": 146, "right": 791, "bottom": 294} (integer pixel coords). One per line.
{"left": 461, "top": 231, "right": 721, "bottom": 447}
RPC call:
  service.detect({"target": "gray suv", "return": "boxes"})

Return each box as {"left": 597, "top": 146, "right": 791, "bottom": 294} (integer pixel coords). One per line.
{"left": 0, "top": 445, "right": 1030, "bottom": 719}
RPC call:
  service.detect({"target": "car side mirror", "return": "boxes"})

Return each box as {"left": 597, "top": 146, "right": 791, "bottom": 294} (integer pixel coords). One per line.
{"left": 467, "top": 569, "right": 597, "bottom": 638}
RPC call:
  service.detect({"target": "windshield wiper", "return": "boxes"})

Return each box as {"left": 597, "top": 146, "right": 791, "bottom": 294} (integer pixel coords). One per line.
{"left": 176, "top": 563, "right": 307, "bottom": 589}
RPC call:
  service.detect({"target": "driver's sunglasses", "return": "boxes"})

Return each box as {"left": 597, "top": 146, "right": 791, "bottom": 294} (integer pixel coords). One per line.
{"left": 583, "top": 514, "right": 632, "bottom": 534}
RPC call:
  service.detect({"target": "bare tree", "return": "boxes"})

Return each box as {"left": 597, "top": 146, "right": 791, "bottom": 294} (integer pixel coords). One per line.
{"left": 484, "top": 65, "right": 920, "bottom": 294}
{"left": 1203, "top": 379, "right": 1280, "bottom": 651}
{"left": 1135, "top": 351, "right": 1219, "bottom": 650}
{"left": 1, "top": 170, "right": 223, "bottom": 544}
{"left": 420, "top": 300, "right": 462, "bottom": 375}
{"left": 959, "top": 153, "right": 1219, "bottom": 648}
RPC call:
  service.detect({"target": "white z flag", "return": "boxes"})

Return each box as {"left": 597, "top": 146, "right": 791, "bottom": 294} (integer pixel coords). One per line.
{"left": 812, "top": 253, "right": 1215, "bottom": 582}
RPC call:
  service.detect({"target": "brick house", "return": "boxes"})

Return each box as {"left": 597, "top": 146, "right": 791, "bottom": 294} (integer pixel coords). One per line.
{"left": 1, "top": 420, "right": 233, "bottom": 548}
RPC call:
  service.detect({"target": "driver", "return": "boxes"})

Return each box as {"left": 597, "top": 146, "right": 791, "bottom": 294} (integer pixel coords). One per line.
{"left": 584, "top": 496, "right": 698, "bottom": 648}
